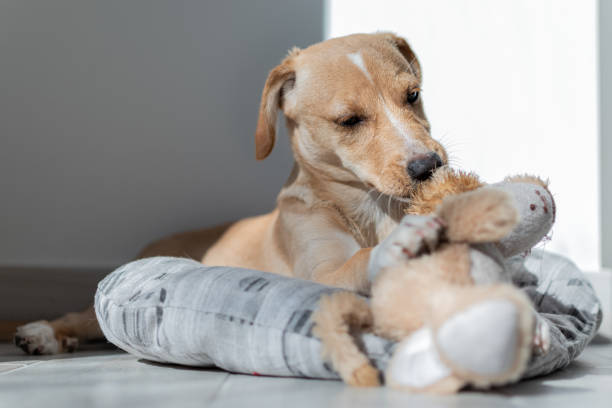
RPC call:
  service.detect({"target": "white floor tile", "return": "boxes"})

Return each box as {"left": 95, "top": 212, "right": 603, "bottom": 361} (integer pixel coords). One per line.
{"left": 0, "top": 340, "right": 610, "bottom": 408}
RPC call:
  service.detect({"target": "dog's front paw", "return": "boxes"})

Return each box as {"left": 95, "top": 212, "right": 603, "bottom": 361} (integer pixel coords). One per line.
{"left": 14, "top": 321, "right": 78, "bottom": 355}
{"left": 368, "top": 215, "right": 445, "bottom": 281}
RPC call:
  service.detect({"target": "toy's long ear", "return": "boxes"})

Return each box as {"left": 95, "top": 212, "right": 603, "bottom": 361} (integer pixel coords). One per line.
{"left": 385, "top": 33, "right": 422, "bottom": 81}
{"left": 255, "top": 52, "right": 297, "bottom": 160}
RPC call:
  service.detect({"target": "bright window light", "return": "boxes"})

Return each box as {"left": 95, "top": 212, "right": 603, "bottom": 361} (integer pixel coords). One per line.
{"left": 327, "top": 0, "right": 600, "bottom": 271}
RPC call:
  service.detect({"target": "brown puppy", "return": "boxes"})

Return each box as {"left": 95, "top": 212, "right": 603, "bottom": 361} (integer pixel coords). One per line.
{"left": 203, "top": 32, "right": 446, "bottom": 288}
{"left": 15, "top": 33, "right": 450, "bottom": 355}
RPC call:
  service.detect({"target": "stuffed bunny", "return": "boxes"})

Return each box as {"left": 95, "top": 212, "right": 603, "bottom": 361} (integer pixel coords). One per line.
{"left": 313, "top": 169, "right": 555, "bottom": 393}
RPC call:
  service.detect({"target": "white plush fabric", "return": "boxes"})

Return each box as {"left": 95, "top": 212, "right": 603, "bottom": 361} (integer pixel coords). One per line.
{"left": 491, "top": 182, "right": 555, "bottom": 258}
{"left": 436, "top": 300, "right": 519, "bottom": 375}
{"left": 386, "top": 328, "right": 451, "bottom": 388}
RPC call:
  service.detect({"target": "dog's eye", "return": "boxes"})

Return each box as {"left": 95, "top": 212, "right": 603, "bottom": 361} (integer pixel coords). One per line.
{"left": 406, "top": 90, "right": 419, "bottom": 104}
{"left": 338, "top": 115, "right": 364, "bottom": 127}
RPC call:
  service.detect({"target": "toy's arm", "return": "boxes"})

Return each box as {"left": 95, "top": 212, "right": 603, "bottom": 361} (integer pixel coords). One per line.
{"left": 488, "top": 175, "right": 555, "bottom": 257}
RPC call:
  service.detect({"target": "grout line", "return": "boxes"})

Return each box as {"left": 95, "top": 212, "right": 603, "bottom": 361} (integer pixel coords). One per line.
{"left": 206, "top": 373, "right": 232, "bottom": 407}
{"left": 0, "top": 360, "right": 44, "bottom": 376}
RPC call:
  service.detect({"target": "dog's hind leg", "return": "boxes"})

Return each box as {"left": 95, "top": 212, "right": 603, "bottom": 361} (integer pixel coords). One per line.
{"left": 13, "top": 223, "right": 232, "bottom": 355}
{"left": 14, "top": 305, "right": 102, "bottom": 355}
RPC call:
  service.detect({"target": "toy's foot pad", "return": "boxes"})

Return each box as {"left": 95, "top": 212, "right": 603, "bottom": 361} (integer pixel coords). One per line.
{"left": 387, "top": 298, "right": 533, "bottom": 392}
{"left": 436, "top": 300, "right": 519, "bottom": 376}
{"left": 386, "top": 328, "right": 462, "bottom": 393}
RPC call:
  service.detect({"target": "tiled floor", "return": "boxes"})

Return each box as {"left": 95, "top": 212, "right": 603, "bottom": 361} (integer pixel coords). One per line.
{"left": 1, "top": 338, "right": 611, "bottom": 408}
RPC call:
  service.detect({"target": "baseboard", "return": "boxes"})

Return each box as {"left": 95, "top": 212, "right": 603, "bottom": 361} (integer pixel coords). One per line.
{"left": 585, "top": 269, "right": 612, "bottom": 338}
{"left": 0, "top": 265, "right": 112, "bottom": 323}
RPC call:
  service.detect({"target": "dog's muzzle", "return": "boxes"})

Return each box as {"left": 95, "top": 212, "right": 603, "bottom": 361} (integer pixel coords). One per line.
{"left": 407, "top": 152, "right": 443, "bottom": 181}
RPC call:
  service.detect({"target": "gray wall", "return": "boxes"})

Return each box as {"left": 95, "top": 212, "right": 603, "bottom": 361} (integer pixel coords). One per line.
{"left": 601, "top": 0, "right": 612, "bottom": 269}
{"left": 0, "top": 1, "right": 324, "bottom": 269}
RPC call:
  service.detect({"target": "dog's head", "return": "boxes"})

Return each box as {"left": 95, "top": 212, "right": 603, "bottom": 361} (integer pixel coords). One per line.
{"left": 255, "top": 33, "right": 447, "bottom": 198}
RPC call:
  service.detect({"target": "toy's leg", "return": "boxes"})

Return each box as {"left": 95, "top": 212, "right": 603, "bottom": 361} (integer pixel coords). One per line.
{"left": 313, "top": 244, "right": 472, "bottom": 390}
{"left": 385, "top": 327, "right": 465, "bottom": 394}
{"left": 384, "top": 282, "right": 534, "bottom": 392}
{"left": 312, "top": 292, "right": 380, "bottom": 387}
{"left": 370, "top": 245, "right": 471, "bottom": 393}
{"left": 370, "top": 243, "right": 474, "bottom": 341}
{"left": 372, "top": 244, "right": 534, "bottom": 392}
{"left": 428, "top": 284, "right": 534, "bottom": 388}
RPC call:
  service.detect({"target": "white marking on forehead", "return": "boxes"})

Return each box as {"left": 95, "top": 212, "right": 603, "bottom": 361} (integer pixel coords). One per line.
{"left": 382, "top": 101, "right": 417, "bottom": 149}
{"left": 347, "top": 52, "right": 373, "bottom": 84}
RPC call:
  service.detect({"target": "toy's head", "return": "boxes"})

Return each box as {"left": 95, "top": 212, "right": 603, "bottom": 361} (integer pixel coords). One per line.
{"left": 407, "top": 168, "right": 555, "bottom": 258}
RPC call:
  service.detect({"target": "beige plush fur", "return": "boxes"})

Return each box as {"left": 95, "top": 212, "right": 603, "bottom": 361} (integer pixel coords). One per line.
{"left": 382, "top": 282, "right": 534, "bottom": 393}
{"left": 437, "top": 184, "right": 518, "bottom": 243}
{"left": 312, "top": 172, "right": 537, "bottom": 392}
{"left": 407, "top": 168, "right": 483, "bottom": 215}
{"left": 312, "top": 292, "right": 380, "bottom": 387}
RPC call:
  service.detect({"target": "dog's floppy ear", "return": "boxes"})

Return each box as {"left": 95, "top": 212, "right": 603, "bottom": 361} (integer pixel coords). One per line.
{"left": 385, "top": 34, "right": 422, "bottom": 81}
{"left": 255, "top": 50, "right": 298, "bottom": 160}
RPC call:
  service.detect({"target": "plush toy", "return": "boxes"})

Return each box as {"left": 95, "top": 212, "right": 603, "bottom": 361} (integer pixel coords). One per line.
{"left": 312, "top": 168, "right": 556, "bottom": 393}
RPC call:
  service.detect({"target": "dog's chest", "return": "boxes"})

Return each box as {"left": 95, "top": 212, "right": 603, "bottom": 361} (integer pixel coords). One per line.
{"left": 352, "top": 200, "right": 400, "bottom": 247}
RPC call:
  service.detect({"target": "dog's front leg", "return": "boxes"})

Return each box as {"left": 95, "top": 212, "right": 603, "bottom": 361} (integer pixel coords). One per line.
{"left": 311, "top": 248, "right": 374, "bottom": 295}
{"left": 297, "top": 214, "right": 445, "bottom": 295}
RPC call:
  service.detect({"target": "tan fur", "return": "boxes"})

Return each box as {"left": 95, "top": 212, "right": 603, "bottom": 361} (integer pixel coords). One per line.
{"left": 438, "top": 187, "right": 518, "bottom": 243}
{"left": 407, "top": 167, "right": 482, "bottom": 215}
{"left": 47, "top": 306, "right": 99, "bottom": 353}
{"left": 312, "top": 185, "right": 533, "bottom": 391}
{"left": 138, "top": 223, "right": 233, "bottom": 261}
{"left": 312, "top": 292, "right": 380, "bottom": 387}
{"left": 254, "top": 53, "right": 297, "bottom": 160}
{"left": 371, "top": 245, "right": 473, "bottom": 341}
{"left": 203, "top": 32, "right": 449, "bottom": 289}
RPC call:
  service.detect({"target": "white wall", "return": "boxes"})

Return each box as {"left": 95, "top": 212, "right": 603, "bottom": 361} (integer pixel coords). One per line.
{"left": 0, "top": 0, "right": 324, "bottom": 268}
{"left": 328, "top": 0, "right": 600, "bottom": 271}
{"left": 601, "top": 0, "right": 612, "bottom": 270}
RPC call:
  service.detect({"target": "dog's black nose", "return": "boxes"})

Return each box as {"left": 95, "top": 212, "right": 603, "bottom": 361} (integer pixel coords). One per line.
{"left": 407, "top": 153, "right": 443, "bottom": 181}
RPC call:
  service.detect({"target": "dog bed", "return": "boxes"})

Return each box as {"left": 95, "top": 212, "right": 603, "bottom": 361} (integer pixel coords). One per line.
{"left": 94, "top": 250, "right": 601, "bottom": 381}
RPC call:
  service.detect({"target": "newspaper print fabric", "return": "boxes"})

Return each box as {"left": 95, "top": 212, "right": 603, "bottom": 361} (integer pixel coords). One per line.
{"left": 95, "top": 250, "right": 601, "bottom": 381}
